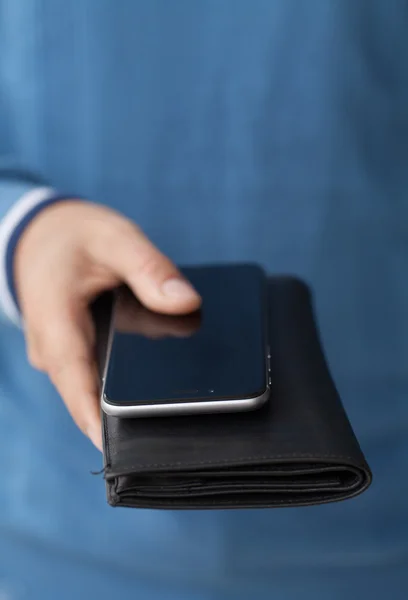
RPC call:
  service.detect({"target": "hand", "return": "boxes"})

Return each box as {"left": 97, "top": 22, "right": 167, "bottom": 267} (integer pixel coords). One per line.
{"left": 15, "top": 200, "right": 201, "bottom": 450}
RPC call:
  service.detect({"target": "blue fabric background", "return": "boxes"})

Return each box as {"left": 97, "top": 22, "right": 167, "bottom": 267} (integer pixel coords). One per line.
{"left": 0, "top": 1, "right": 407, "bottom": 597}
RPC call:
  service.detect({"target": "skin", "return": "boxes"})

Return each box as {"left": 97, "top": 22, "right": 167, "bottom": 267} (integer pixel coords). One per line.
{"left": 14, "top": 200, "right": 201, "bottom": 451}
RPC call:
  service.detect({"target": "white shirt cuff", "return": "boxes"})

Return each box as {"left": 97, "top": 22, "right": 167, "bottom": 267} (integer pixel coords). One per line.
{"left": 0, "top": 186, "right": 56, "bottom": 324}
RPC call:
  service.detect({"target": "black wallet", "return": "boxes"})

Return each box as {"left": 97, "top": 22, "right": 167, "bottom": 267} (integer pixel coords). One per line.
{"left": 94, "top": 277, "right": 372, "bottom": 509}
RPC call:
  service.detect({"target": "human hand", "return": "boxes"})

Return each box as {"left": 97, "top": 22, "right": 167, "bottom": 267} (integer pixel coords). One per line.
{"left": 14, "top": 200, "right": 201, "bottom": 450}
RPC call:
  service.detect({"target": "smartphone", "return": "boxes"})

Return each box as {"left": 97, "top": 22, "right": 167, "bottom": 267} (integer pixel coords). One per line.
{"left": 101, "top": 264, "right": 270, "bottom": 417}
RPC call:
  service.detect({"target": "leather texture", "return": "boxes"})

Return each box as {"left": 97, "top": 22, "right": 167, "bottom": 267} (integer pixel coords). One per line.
{"left": 94, "top": 277, "right": 372, "bottom": 509}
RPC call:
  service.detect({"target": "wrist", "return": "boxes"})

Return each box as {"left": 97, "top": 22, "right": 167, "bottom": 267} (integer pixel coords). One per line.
{"left": 4, "top": 192, "right": 84, "bottom": 321}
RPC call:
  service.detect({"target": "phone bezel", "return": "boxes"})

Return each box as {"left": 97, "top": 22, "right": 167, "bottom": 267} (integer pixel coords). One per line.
{"left": 100, "top": 266, "right": 270, "bottom": 417}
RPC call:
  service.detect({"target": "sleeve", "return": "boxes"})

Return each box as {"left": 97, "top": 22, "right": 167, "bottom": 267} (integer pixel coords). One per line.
{"left": 0, "top": 10, "right": 61, "bottom": 327}
{"left": 0, "top": 178, "right": 62, "bottom": 324}
{"left": 0, "top": 38, "right": 72, "bottom": 325}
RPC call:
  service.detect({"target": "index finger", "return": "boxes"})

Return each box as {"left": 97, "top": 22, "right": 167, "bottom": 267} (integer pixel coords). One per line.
{"left": 40, "top": 308, "right": 102, "bottom": 451}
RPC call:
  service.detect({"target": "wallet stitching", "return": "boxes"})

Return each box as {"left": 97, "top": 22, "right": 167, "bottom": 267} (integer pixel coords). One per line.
{"left": 190, "top": 494, "right": 341, "bottom": 507}
{"left": 114, "top": 490, "right": 358, "bottom": 508}
{"left": 106, "top": 453, "right": 365, "bottom": 473}
{"left": 202, "top": 486, "right": 366, "bottom": 506}
{"left": 102, "top": 417, "right": 112, "bottom": 469}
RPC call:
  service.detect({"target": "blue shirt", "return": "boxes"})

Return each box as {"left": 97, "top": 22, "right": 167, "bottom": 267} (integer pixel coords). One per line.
{"left": 0, "top": 1, "right": 407, "bottom": 598}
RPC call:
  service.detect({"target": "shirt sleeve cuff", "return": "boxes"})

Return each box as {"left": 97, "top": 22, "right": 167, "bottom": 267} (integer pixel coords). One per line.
{"left": 0, "top": 187, "right": 70, "bottom": 324}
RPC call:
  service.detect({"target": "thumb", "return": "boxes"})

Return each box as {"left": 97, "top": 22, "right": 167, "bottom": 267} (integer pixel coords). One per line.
{"left": 89, "top": 218, "right": 201, "bottom": 315}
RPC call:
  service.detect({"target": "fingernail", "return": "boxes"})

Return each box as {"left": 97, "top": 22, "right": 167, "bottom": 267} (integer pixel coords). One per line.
{"left": 161, "top": 278, "right": 199, "bottom": 302}
{"left": 87, "top": 426, "right": 103, "bottom": 453}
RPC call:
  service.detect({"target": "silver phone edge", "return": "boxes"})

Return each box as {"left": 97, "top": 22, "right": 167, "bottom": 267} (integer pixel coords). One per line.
{"left": 100, "top": 275, "right": 271, "bottom": 418}
{"left": 101, "top": 385, "right": 270, "bottom": 418}
{"left": 100, "top": 295, "right": 116, "bottom": 405}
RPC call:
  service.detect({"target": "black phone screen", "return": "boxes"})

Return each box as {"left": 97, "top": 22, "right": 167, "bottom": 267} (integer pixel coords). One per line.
{"left": 103, "top": 264, "right": 268, "bottom": 406}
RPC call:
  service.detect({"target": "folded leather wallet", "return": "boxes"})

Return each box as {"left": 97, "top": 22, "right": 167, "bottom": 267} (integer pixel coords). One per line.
{"left": 93, "top": 276, "right": 372, "bottom": 509}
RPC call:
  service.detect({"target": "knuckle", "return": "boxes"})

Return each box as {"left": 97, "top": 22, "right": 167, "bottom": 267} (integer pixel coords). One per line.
{"left": 46, "top": 359, "right": 67, "bottom": 382}
{"left": 27, "top": 347, "right": 45, "bottom": 371}
{"left": 47, "top": 354, "right": 93, "bottom": 389}
{"left": 137, "top": 252, "right": 173, "bottom": 280}
{"left": 46, "top": 355, "right": 79, "bottom": 380}
{"left": 25, "top": 330, "right": 46, "bottom": 370}
{"left": 137, "top": 253, "right": 162, "bottom": 278}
